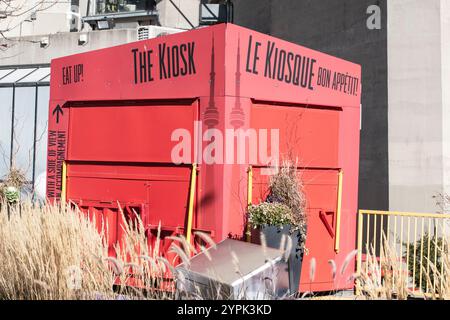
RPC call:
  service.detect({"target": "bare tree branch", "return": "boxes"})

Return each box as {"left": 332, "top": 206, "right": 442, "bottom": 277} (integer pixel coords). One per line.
{"left": 0, "top": 0, "right": 62, "bottom": 46}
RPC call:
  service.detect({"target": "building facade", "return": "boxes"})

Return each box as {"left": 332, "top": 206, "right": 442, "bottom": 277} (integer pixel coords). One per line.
{"left": 0, "top": 0, "right": 200, "bottom": 198}
{"left": 0, "top": 0, "right": 449, "bottom": 213}
{"left": 233, "top": 0, "right": 450, "bottom": 214}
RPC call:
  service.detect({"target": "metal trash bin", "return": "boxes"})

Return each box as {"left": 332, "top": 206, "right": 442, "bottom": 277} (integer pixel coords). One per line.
{"left": 175, "top": 239, "right": 290, "bottom": 300}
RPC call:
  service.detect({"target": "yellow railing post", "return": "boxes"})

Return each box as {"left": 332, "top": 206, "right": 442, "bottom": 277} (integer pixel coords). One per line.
{"left": 419, "top": 219, "right": 425, "bottom": 292}
{"left": 246, "top": 166, "right": 253, "bottom": 242}
{"left": 413, "top": 217, "right": 418, "bottom": 293}
{"left": 356, "top": 209, "right": 363, "bottom": 295}
{"left": 334, "top": 169, "right": 343, "bottom": 253}
{"left": 186, "top": 163, "right": 198, "bottom": 244}
{"left": 61, "top": 161, "right": 67, "bottom": 205}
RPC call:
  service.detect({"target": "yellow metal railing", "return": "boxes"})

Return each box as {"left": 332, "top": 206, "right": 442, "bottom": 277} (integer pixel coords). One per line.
{"left": 356, "top": 210, "right": 450, "bottom": 297}
{"left": 334, "top": 169, "right": 343, "bottom": 253}
{"left": 61, "top": 161, "right": 67, "bottom": 204}
{"left": 185, "top": 163, "right": 198, "bottom": 244}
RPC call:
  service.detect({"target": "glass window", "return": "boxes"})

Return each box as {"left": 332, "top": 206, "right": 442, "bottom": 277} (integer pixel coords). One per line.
{"left": 0, "top": 69, "right": 15, "bottom": 80}
{"left": 96, "top": 0, "right": 155, "bottom": 14}
{"left": 0, "top": 87, "right": 13, "bottom": 179}
{"left": 0, "top": 68, "right": 36, "bottom": 84}
{"left": 17, "top": 68, "right": 51, "bottom": 83}
{"left": 34, "top": 87, "right": 49, "bottom": 183}
{"left": 39, "top": 74, "right": 51, "bottom": 83}
{"left": 0, "top": 65, "right": 50, "bottom": 187}
{"left": 12, "top": 87, "right": 36, "bottom": 181}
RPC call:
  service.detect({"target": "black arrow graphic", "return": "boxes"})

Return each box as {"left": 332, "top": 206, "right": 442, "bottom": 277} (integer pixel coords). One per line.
{"left": 52, "top": 105, "right": 64, "bottom": 124}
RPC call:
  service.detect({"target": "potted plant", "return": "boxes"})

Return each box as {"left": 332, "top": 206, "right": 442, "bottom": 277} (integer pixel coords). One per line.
{"left": 2, "top": 186, "right": 20, "bottom": 204}
{"left": 0, "top": 168, "right": 26, "bottom": 213}
{"left": 248, "top": 162, "right": 307, "bottom": 295}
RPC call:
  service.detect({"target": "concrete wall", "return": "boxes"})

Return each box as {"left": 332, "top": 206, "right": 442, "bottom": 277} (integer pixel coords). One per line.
{"left": 0, "top": 0, "right": 200, "bottom": 39}
{"left": 0, "top": 29, "right": 138, "bottom": 65}
{"left": 0, "top": 0, "right": 72, "bottom": 38}
{"left": 441, "top": 0, "right": 450, "bottom": 213}
{"left": 0, "top": 0, "right": 200, "bottom": 66}
{"left": 157, "top": 0, "right": 200, "bottom": 29}
{"left": 233, "top": 0, "right": 389, "bottom": 211}
{"left": 388, "top": 0, "right": 447, "bottom": 213}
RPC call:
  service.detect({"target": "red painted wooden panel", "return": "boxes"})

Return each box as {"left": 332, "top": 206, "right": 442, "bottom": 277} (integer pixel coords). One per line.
{"left": 250, "top": 104, "right": 340, "bottom": 169}
{"left": 68, "top": 102, "right": 197, "bottom": 163}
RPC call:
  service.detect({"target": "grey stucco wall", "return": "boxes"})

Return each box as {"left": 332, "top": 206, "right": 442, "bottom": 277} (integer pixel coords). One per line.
{"left": 388, "top": 0, "right": 448, "bottom": 213}
{"left": 0, "top": 29, "right": 139, "bottom": 66}
{"left": 442, "top": 0, "right": 450, "bottom": 213}
{"left": 233, "top": 0, "right": 389, "bottom": 211}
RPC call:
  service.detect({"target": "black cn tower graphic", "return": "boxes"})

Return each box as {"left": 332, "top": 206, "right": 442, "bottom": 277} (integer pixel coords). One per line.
{"left": 230, "top": 39, "right": 245, "bottom": 129}
{"left": 204, "top": 38, "right": 219, "bottom": 128}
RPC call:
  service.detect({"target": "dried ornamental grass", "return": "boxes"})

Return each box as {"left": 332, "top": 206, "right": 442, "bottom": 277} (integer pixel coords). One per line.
{"left": 0, "top": 202, "right": 191, "bottom": 300}
{"left": 0, "top": 168, "right": 27, "bottom": 204}
{"left": 267, "top": 160, "right": 307, "bottom": 226}
{"left": 0, "top": 202, "right": 115, "bottom": 300}
{"left": 264, "top": 160, "right": 308, "bottom": 253}
{"left": 0, "top": 201, "right": 317, "bottom": 300}
{"left": 3, "top": 167, "right": 27, "bottom": 189}
{"left": 354, "top": 238, "right": 450, "bottom": 300}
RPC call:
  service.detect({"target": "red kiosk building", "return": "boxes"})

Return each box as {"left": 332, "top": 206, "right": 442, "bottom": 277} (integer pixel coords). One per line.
{"left": 47, "top": 23, "right": 361, "bottom": 292}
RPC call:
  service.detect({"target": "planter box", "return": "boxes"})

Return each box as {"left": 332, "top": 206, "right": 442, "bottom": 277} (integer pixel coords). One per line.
{"left": 175, "top": 239, "right": 290, "bottom": 299}
{"left": 251, "top": 225, "right": 304, "bottom": 294}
